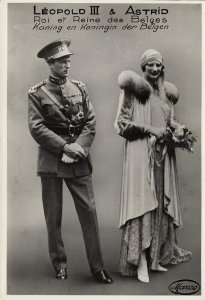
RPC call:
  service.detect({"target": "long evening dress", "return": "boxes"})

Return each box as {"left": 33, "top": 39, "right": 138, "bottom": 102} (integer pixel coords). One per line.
{"left": 117, "top": 89, "right": 192, "bottom": 276}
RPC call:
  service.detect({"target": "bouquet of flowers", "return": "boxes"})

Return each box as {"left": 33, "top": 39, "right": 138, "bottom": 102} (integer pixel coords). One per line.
{"left": 165, "top": 118, "right": 197, "bottom": 153}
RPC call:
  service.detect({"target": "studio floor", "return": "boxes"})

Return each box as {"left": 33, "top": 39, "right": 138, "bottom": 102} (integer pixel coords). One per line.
{"left": 7, "top": 222, "right": 201, "bottom": 296}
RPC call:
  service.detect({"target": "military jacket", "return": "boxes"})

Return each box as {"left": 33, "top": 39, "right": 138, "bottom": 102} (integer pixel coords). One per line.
{"left": 28, "top": 75, "right": 96, "bottom": 177}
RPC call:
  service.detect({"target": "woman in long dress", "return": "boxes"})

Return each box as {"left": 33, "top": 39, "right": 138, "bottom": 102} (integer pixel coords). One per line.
{"left": 114, "top": 49, "right": 192, "bottom": 283}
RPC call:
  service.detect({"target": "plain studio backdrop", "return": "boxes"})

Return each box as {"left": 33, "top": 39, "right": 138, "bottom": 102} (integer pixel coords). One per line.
{"left": 7, "top": 3, "right": 201, "bottom": 296}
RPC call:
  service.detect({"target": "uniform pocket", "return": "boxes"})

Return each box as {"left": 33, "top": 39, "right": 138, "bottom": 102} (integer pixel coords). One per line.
{"left": 41, "top": 99, "right": 56, "bottom": 118}
{"left": 41, "top": 98, "right": 64, "bottom": 122}
{"left": 70, "top": 94, "right": 82, "bottom": 105}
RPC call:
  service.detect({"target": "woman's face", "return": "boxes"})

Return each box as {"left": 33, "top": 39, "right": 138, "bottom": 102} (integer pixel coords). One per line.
{"left": 144, "top": 60, "right": 163, "bottom": 82}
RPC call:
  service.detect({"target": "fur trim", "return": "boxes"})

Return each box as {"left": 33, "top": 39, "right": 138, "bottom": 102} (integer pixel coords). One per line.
{"left": 164, "top": 81, "right": 179, "bottom": 104}
{"left": 118, "top": 70, "right": 179, "bottom": 105}
{"left": 118, "top": 70, "right": 151, "bottom": 103}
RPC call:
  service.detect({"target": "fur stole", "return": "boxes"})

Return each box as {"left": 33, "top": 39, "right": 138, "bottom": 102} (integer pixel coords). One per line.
{"left": 118, "top": 70, "right": 179, "bottom": 105}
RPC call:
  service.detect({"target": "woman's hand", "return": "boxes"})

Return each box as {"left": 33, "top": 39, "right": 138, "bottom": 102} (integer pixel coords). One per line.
{"left": 147, "top": 126, "right": 168, "bottom": 140}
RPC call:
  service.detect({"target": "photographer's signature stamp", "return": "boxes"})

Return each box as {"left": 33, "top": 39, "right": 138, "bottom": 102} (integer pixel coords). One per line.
{"left": 169, "top": 279, "right": 200, "bottom": 295}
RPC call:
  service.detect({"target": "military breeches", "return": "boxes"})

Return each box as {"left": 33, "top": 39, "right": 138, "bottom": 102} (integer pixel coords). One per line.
{"left": 41, "top": 175, "right": 104, "bottom": 273}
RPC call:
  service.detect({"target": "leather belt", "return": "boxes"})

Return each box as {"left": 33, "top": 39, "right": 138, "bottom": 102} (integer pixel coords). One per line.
{"left": 49, "top": 125, "right": 82, "bottom": 136}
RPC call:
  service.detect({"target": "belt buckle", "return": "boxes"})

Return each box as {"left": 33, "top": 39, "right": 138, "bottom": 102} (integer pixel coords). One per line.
{"left": 68, "top": 124, "right": 75, "bottom": 137}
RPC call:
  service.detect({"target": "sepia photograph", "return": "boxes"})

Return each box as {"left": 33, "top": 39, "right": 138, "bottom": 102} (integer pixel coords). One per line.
{"left": 1, "top": 0, "right": 203, "bottom": 298}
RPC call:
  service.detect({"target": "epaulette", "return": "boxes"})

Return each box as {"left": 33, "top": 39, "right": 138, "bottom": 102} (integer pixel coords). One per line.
{"left": 118, "top": 70, "right": 151, "bottom": 103}
{"left": 28, "top": 79, "right": 48, "bottom": 94}
{"left": 71, "top": 79, "right": 87, "bottom": 100}
{"left": 71, "top": 79, "right": 86, "bottom": 89}
{"left": 164, "top": 81, "right": 179, "bottom": 105}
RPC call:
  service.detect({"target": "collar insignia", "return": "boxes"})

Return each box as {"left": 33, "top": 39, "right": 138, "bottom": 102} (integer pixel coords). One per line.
{"left": 49, "top": 75, "right": 67, "bottom": 85}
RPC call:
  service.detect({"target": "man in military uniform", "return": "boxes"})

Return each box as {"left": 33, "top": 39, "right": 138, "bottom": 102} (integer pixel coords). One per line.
{"left": 28, "top": 39, "right": 113, "bottom": 284}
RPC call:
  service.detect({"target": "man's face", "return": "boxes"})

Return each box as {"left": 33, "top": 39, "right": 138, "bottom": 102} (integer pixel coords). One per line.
{"left": 144, "top": 60, "right": 163, "bottom": 82}
{"left": 49, "top": 55, "right": 71, "bottom": 78}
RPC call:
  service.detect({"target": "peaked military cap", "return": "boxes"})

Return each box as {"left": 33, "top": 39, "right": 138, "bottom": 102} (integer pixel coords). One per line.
{"left": 37, "top": 39, "right": 73, "bottom": 61}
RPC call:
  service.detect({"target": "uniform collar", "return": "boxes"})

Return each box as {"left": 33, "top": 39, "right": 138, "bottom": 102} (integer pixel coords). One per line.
{"left": 49, "top": 75, "right": 67, "bottom": 85}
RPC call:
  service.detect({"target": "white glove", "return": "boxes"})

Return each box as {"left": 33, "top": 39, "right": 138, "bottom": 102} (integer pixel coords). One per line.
{"left": 61, "top": 153, "right": 78, "bottom": 164}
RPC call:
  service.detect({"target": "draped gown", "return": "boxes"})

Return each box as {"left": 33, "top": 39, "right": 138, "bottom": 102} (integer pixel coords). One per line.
{"left": 117, "top": 91, "right": 192, "bottom": 276}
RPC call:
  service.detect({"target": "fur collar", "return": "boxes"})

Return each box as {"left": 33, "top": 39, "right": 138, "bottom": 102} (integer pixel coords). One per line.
{"left": 118, "top": 70, "right": 179, "bottom": 105}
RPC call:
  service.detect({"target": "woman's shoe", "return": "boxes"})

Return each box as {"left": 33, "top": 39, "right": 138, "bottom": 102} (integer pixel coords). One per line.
{"left": 156, "top": 265, "right": 168, "bottom": 271}
{"left": 152, "top": 264, "right": 168, "bottom": 272}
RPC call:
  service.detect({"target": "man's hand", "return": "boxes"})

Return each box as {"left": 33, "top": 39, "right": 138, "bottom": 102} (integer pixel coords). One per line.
{"left": 63, "top": 143, "right": 86, "bottom": 159}
{"left": 61, "top": 153, "right": 78, "bottom": 164}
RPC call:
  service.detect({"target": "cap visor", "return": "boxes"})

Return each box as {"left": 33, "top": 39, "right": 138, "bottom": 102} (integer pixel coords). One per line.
{"left": 47, "top": 50, "right": 73, "bottom": 60}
